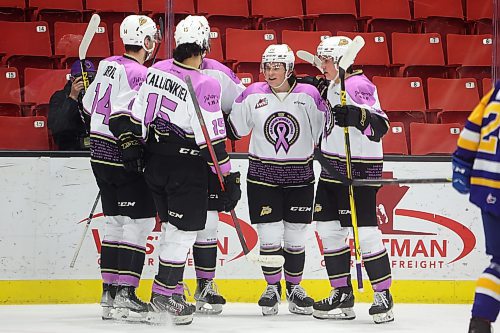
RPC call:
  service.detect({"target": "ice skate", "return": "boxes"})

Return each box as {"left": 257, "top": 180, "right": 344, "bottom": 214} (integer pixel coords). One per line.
{"left": 112, "top": 286, "right": 148, "bottom": 321}
{"left": 100, "top": 283, "right": 117, "bottom": 320}
{"left": 147, "top": 292, "right": 195, "bottom": 325}
{"left": 468, "top": 317, "right": 492, "bottom": 333}
{"left": 194, "top": 278, "right": 226, "bottom": 315}
{"left": 369, "top": 289, "right": 394, "bottom": 324}
{"left": 312, "top": 286, "right": 356, "bottom": 320}
{"left": 286, "top": 283, "right": 314, "bottom": 315}
{"left": 258, "top": 283, "right": 282, "bottom": 316}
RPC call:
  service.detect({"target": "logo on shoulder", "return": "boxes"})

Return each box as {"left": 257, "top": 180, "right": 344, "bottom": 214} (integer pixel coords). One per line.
{"left": 487, "top": 193, "right": 497, "bottom": 204}
{"left": 255, "top": 98, "right": 268, "bottom": 109}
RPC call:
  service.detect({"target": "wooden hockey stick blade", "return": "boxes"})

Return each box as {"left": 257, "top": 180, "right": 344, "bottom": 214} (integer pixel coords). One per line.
{"left": 352, "top": 177, "right": 452, "bottom": 186}
{"left": 245, "top": 252, "right": 285, "bottom": 268}
{"left": 296, "top": 50, "right": 324, "bottom": 73}
{"left": 79, "top": 14, "right": 101, "bottom": 60}
{"left": 338, "top": 35, "right": 365, "bottom": 71}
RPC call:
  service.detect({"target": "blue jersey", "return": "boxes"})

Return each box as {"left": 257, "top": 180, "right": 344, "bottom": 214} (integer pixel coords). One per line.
{"left": 454, "top": 82, "right": 500, "bottom": 216}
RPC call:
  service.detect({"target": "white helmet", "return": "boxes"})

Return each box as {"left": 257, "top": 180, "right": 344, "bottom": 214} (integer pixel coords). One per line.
{"left": 261, "top": 44, "right": 295, "bottom": 72}
{"left": 317, "top": 36, "right": 353, "bottom": 64}
{"left": 174, "top": 15, "right": 210, "bottom": 51}
{"left": 120, "top": 15, "right": 159, "bottom": 52}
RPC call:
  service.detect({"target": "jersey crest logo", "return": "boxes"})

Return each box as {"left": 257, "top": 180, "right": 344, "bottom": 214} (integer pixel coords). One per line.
{"left": 255, "top": 98, "right": 268, "bottom": 109}
{"left": 264, "top": 111, "right": 300, "bottom": 153}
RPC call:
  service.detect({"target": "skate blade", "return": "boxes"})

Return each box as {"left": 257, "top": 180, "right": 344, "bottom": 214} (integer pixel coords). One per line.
{"left": 113, "top": 307, "right": 148, "bottom": 323}
{"left": 195, "top": 301, "right": 223, "bottom": 315}
{"left": 312, "top": 308, "right": 356, "bottom": 320}
{"left": 288, "top": 303, "right": 313, "bottom": 315}
{"left": 261, "top": 304, "right": 279, "bottom": 316}
{"left": 146, "top": 311, "right": 193, "bottom": 326}
{"left": 372, "top": 309, "right": 394, "bottom": 324}
{"left": 101, "top": 306, "right": 115, "bottom": 320}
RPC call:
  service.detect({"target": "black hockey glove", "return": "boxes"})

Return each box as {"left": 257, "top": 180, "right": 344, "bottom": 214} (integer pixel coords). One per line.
{"left": 296, "top": 76, "right": 329, "bottom": 99}
{"left": 222, "top": 172, "right": 241, "bottom": 212}
{"left": 120, "top": 137, "right": 144, "bottom": 173}
{"left": 333, "top": 104, "right": 371, "bottom": 132}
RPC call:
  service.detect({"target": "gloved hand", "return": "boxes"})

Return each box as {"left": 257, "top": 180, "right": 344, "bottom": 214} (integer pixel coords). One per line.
{"left": 333, "top": 104, "right": 371, "bottom": 132}
{"left": 452, "top": 155, "right": 472, "bottom": 194}
{"left": 222, "top": 172, "right": 241, "bottom": 212}
{"left": 120, "top": 137, "right": 144, "bottom": 173}
{"left": 296, "top": 76, "right": 329, "bottom": 99}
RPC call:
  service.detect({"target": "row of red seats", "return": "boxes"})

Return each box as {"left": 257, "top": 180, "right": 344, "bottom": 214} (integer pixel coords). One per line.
{"left": 0, "top": 115, "right": 461, "bottom": 156}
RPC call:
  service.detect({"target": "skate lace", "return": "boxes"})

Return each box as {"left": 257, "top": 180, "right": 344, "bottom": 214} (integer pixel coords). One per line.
{"left": 168, "top": 297, "right": 186, "bottom": 312}
{"left": 373, "top": 291, "right": 389, "bottom": 308}
{"left": 289, "top": 285, "right": 308, "bottom": 300}
{"left": 262, "top": 285, "right": 280, "bottom": 300}
{"left": 324, "top": 289, "right": 339, "bottom": 305}
{"left": 200, "top": 280, "right": 220, "bottom": 298}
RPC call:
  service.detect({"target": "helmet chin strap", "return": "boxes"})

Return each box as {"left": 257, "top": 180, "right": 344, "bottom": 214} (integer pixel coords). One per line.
{"left": 269, "top": 69, "right": 293, "bottom": 90}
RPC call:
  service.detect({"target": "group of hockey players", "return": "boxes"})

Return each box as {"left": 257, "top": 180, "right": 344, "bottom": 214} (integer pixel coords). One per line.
{"left": 79, "top": 12, "right": 395, "bottom": 326}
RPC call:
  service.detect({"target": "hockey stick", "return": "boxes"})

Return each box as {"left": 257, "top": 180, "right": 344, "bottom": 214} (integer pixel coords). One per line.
{"left": 150, "top": 16, "right": 164, "bottom": 65}
{"left": 70, "top": 191, "right": 101, "bottom": 268}
{"left": 338, "top": 36, "right": 365, "bottom": 292}
{"left": 296, "top": 50, "right": 323, "bottom": 73}
{"left": 185, "top": 75, "right": 285, "bottom": 268}
{"left": 79, "top": 14, "right": 100, "bottom": 91}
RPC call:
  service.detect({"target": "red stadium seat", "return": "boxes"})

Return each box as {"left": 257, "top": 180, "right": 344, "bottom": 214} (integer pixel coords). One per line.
{"left": 338, "top": 31, "right": 391, "bottom": 79}
{"left": 226, "top": 29, "right": 276, "bottom": 81}
{"left": 282, "top": 30, "right": 331, "bottom": 76}
{"left": 373, "top": 76, "right": 427, "bottom": 142}
{"left": 142, "top": 0, "right": 195, "bottom": 24}
{"left": 208, "top": 28, "right": 224, "bottom": 63}
{"left": 0, "top": 67, "right": 21, "bottom": 117}
{"left": 29, "top": 0, "right": 83, "bottom": 29}
{"left": 236, "top": 73, "right": 254, "bottom": 87}
{"left": 24, "top": 68, "right": 70, "bottom": 117}
{"left": 392, "top": 32, "right": 447, "bottom": 82}
{"left": 85, "top": 0, "right": 139, "bottom": 42}
{"left": 483, "top": 78, "right": 493, "bottom": 96}
{"left": 467, "top": 0, "right": 492, "bottom": 34}
{"left": 413, "top": 0, "right": 466, "bottom": 47}
{"left": 304, "top": 0, "right": 358, "bottom": 34}
{"left": 54, "top": 21, "right": 110, "bottom": 66}
{"left": 427, "top": 78, "right": 479, "bottom": 125}
{"left": 197, "top": 0, "right": 252, "bottom": 39}
{"left": 0, "top": 21, "right": 54, "bottom": 86}
{"left": 0, "top": 0, "right": 25, "bottom": 21}
{"left": 359, "top": 0, "right": 412, "bottom": 53}
{"left": 409, "top": 122, "right": 462, "bottom": 155}
{"left": 383, "top": 122, "right": 408, "bottom": 155}
{"left": 234, "top": 133, "right": 251, "bottom": 153}
{"left": 0, "top": 116, "right": 50, "bottom": 150}
{"left": 252, "top": 0, "right": 304, "bottom": 42}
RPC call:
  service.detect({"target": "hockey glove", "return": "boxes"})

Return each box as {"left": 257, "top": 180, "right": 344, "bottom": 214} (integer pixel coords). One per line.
{"left": 222, "top": 172, "right": 241, "bottom": 212}
{"left": 120, "top": 137, "right": 144, "bottom": 173}
{"left": 333, "top": 104, "right": 371, "bottom": 132}
{"left": 296, "top": 76, "right": 329, "bottom": 99}
{"left": 452, "top": 155, "right": 472, "bottom": 194}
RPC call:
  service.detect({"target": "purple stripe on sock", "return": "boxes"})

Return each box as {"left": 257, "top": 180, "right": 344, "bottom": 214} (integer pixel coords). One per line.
{"left": 196, "top": 269, "right": 215, "bottom": 280}
{"left": 120, "top": 241, "right": 146, "bottom": 251}
{"left": 373, "top": 278, "right": 392, "bottom": 292}
{"left": 159, "top": 257, "right": 186, "bottom": 265}
{"left": 102, "top": 273, "right": 119, "bottom": 284}
{"left": 118, "top": 275, "right": 140, "bottom": 288}
{"left": 194, "top": 241, "right": 217, "bottom": 245}
{"left": 324, "top": 245, "right": 349, "bottom": 254}
{"left": 330, "top": 276, "right": 349, "bottom": 288}
{"left": 102, "top": 240, "right": 120, "bottom": 246}
{"left": 285, "top": 273, "right": 302, "bottom": 285}
{"left": 174, "top": 284, "right": 184, "bottom": 294}
{"left": 265, "top": 272, "right": 282, "bottom": 285}
{"left": 261, "top": 245, "right": 282, "bottom": 250}
{"left": 363, "top": 248, "right": 386, "bottom": 260}
{"left": 152, "top": 282, "right": 175, "bottom": 296}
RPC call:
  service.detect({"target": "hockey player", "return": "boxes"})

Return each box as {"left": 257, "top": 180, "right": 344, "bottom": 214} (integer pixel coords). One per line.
{"left": 174, "top": 15, "right": 246, "bottom": 315}
{"left": 452, "top": 86, "right": 500, "bottom": 333}
{"left": 226, "top": 44, "right": 326, "bottom": 316}
{"left": 128, "top": 16, "right": 240, "bottom": 325}
{"left": 309, "top": 36, "right": 393, "bottom": 324}
{"left": 81, "top": 15, "right": 159, "bottom": 321}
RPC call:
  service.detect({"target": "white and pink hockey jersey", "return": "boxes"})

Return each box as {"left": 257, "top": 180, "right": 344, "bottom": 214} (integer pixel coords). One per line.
{"left": 320, "top": 72, "right": 389, "bottom": 182}
{"left": 228, "top": 82, "right": 327, "bottom": 187}
{"left": 82, "top": 55, "right": 147, "bottom": 166}
{"left": 130, "top": 59, "right": 231, "bottom": 173}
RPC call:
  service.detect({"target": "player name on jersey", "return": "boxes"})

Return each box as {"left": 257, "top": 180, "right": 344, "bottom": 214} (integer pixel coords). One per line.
{"left": 146, "top": 72, "right": 187, "bottom": 102}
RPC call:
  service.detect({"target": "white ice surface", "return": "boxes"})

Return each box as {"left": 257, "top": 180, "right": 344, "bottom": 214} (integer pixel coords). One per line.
{"left": 0, "top": 303, "right": 498, "bottom": 333}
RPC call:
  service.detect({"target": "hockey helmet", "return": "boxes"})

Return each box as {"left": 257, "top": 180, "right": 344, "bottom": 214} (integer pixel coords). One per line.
{"left": 316, "top": 36, "right": 353, "bottom": 64}
{"left": 174, "top": 15, "right": 210, "bottom": 51}
{"left": 261, "top": 44, "right": 295, "bottom": 73}
{"left": 120, "top": 15, "right": 160, "bottom": 53}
